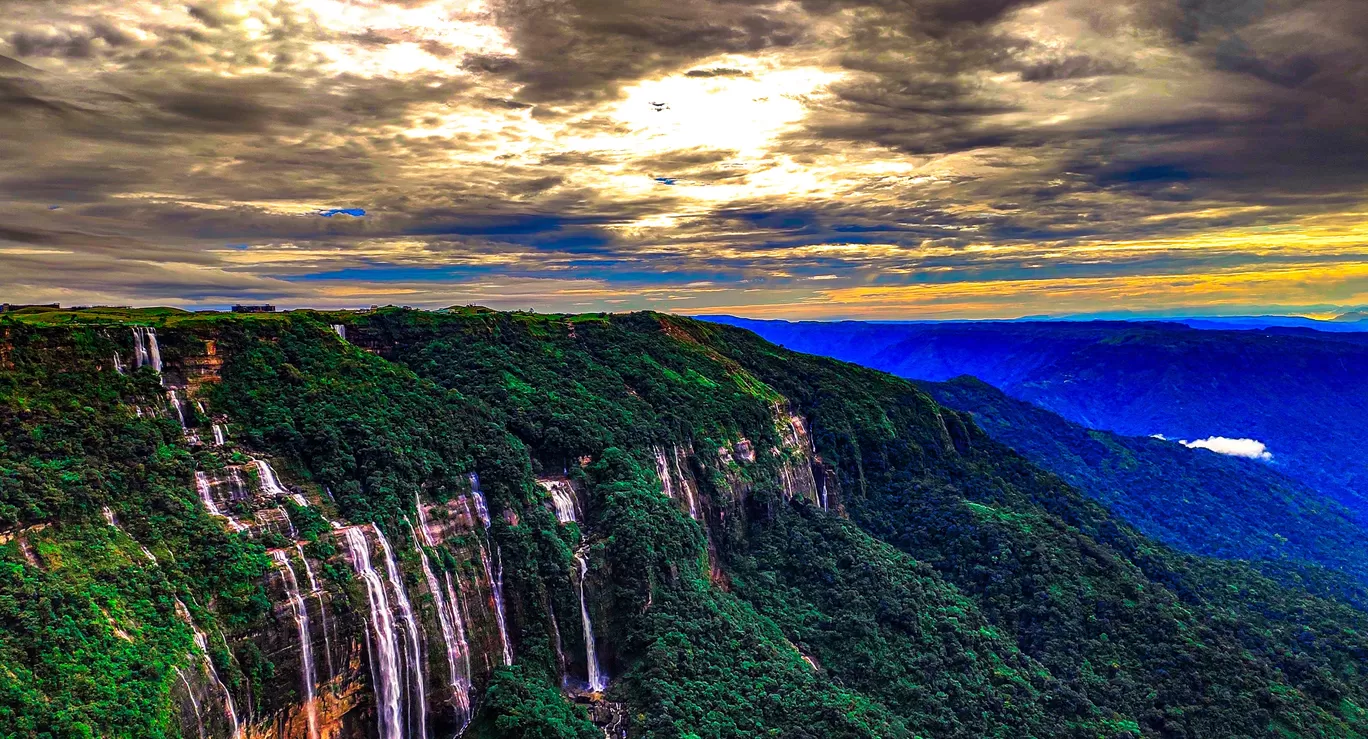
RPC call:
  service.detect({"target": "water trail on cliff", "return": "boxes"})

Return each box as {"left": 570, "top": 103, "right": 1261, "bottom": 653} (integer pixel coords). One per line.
{"left": 273, "top": 550, "right": 319, "bottom": 739}
{"left": 374, "top": 526, "right": 428, "bottom": 739}
{"left": 213, "top": 424, "right": 227, "bottom": 446}
{"left": 177, "top": 600, "right": 242, "bottom": 739}
{"left": 175, "top": 666, "right": 205, "bottom": 739}
{"left": 295, "top": 544, "right": 335, "bottom": 681}
{"left": 408, "top": 504, "right": 472, "bottom": 728}
{"left": 343, "top": 526, "right": 404, "bottom": 739}
{"left": 469, "top": 474, "right": 513, "bottom": 665}
{"left": 196, "top": 472, "right": 245, "bottom": 532}
{"left": 331, "top": 324, "right": 347, "bottom": 340}
{"left": 575, "top": 550, "right": 607, "bottom": 693}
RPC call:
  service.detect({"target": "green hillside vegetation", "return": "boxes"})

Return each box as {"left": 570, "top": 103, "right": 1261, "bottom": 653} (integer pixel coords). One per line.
{"left": 1, "top": 307, "right": 1366, "bottom": 738}
{"left": 919, "top": 376, "right": 1368, "bottom": 604}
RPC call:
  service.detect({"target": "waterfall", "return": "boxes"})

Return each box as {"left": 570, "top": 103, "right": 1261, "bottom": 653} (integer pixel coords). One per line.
{"left": 175, "top": 666, "right": 206, "bottom": 739}
{"left": 542, "top": 480, "right": 578, "bottom": 524}
{"left": 212, "top": 424, "right": 227, "bottom": 446}
{"left": 469, "top": 474, "right": 491, "bottom": 527}
{"left": 167, "top": 390, "right": 184, "bottom": 427}
{"left": 147, "top": 328, "right": 162, "bottom": 373}
{"left": 132, "top": 327, "right": 148, "bottom": 368}
{"left": 167, "top": 390, "right": 195, "bottom": 444}
{"left": 272, "top": 550, "right": 320, "bottom": 739}
{"left": 228, "top": 469, "right": 249, "bottom": 501}
{"left": 178, "top": 600, "right": 242, "bottom": 739}
{"left": 331, "top": 324, "right": 347, "bottom": 340}
{"left": 132, "top": 327, "right": 163, "bottom": 373}
{"left": 278, "top": 506, "right": 298, "bottom": 539}
{"left": 101, "top": 506, "right": 117, "bottom": 527}
{"left": 407, "top": 509, "right": 472, "bottom": 727}
{"left": 469, "top": 476, "right": 512, "bottom": 665}
{"left": 373, "top": 526, "right": 428, "bottom": 739}
{"left": 296, "top": 544, "right": 336, "bottom": 681}
{"left": 291, "top": 493, "right": 312, "bottom": 508}
{"left": 255, "top": 459, "right": 290, "bottom": 497}
{"left": 671, "top": 449, "right": 700, "bottom": 520}
{"left": 653, "top": 448, "right": 674, "bottom": 499}
{"left": 342, "top": 526, "right": 405, "bottom": 739}
{"left": 575, "top": 551, "right": 607, "bottom": 692}
{"left": 196, "top": 471, "right": 245, "bottom": 532}
{"left": 113, "top": 351, "right": 125, "bottom": 375}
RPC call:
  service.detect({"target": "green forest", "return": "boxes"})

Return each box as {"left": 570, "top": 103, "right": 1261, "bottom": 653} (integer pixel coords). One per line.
{"left": 1, "top": 306, "right": 1365, "bottom": 738}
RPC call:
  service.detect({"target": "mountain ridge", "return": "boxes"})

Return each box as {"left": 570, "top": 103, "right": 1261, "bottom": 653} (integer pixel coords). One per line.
{"left": 1, "top": 307, "right": 1366, "bottom": 738}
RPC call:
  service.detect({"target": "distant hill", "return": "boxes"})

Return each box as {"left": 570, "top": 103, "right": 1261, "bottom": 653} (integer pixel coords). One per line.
{"left": 707, "top": 316, "right": 1368, "bottom": 518}
{"left": 918, "top": 376, "right": 1368, "bottom": 604}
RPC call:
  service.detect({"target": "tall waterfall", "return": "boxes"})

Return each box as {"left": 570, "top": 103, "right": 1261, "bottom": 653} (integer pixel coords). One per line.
{"left": 575, "top": 551, "right": 607, "bottom": 693}
{"left": 373, "top": 526, "right": 428, "bottom": 739}
{"left": 196, "top": 471, "right": 245, "bottom": 532}
{"left": 255, "top": 460, "right": 290, "bottom": 497}
{"left": 331, "top": 324, "right": 347, "bottom": 340}
{"left": 272, "top": 550, "right": 320, "bottom": 739}
{"left": 469, "top": 475, "right": 513, "bottom": 665}
{"left": 408, "top": 507, "right": 472, "bottom": 727}
{"left": 342, "top": 526, "right": 404, "bottom": 739}
{"left": 132, "top": 327, "right": 163, "bottom": 373}
{"left": 113, "top": 351, "right": 126, "bottom": 375}
{"left": 212, "top": 424, "right": 227, "bottom": 446}
{"left": 296, "top": 544, "right": 335, "bottom": 681}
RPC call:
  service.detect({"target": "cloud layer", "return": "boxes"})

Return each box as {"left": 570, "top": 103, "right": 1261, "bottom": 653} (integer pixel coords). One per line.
{"left": 3, "top": 0, "right": 1367, "bottom": 316}
{"left": 1181, "top": 436, "right": 1274, "bottom": 461}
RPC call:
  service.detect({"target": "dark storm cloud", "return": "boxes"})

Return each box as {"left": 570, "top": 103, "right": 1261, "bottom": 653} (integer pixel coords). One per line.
{"left": 488, "top": 0, "right": 806, "bottom": 104}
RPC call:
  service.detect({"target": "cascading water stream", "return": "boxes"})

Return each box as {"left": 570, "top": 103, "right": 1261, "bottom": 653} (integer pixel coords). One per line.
{"left": 342, "top": 526, "right": 404, "bottom": 739}
{"left": 272, "top": 550, "right": 320, "bottom": 739}
{"left": 255, "top": 459, "right": 290, "bottom": 497}
{"left": 575, "top": 551, "right": 607, "bottom": 693}
{"left": 296, "top": 544, "right": 336, "bottom": 680}
{"left": 196, "top": 472, "right": 245, "bottom": 532}
{"left": 408, "top": 507, "right": 472, "bottom": 727}
{"left": 331, "top": 324, "right": 347, "bottom": 340}
{"left": 167, "top": 389, "right": 186, "bottom": 427}
{"left": 542, "top": 481, "right": 578, "bottom": 524}
{"left": 671, "top": 450, "right": 700, "bottom": 520}
{"left": 653, "top": 448, "right": 674, "bottom": 499}
{"left": 469, "top": 475, "right": 513, "bottom": 665}
{"left": 213, "top": 424, "right": 227, "bottom": 446}
{"left": 279, "top": 506, "right": 298, "bottom": 539}
{"left": 373, "top": 526, "right": 428, "bottom": 739}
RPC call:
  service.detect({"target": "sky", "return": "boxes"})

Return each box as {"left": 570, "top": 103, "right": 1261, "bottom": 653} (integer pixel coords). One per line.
{"left": 1, "top": 0, "right": 1366, "bottom": 319}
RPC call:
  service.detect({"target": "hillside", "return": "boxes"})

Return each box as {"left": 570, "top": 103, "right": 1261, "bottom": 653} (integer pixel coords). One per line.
{"left": 1, "top": 307, "right": 1366, "bottom": 738}
{"left": 709, "top": 317, "right": 1368, "bottom": 518}
{"left": 918, "top": 376, "right": 1368, "bottom": 605}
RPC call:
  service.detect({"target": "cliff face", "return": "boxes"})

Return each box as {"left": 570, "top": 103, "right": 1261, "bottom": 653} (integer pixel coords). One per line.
{"left": 2, "top": 308, "right": 1368, "bottom": 739}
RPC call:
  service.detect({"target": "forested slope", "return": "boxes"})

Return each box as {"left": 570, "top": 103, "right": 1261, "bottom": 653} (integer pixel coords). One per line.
{"left": 0, "top": 306, "right": 1364, "bottom": 739}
